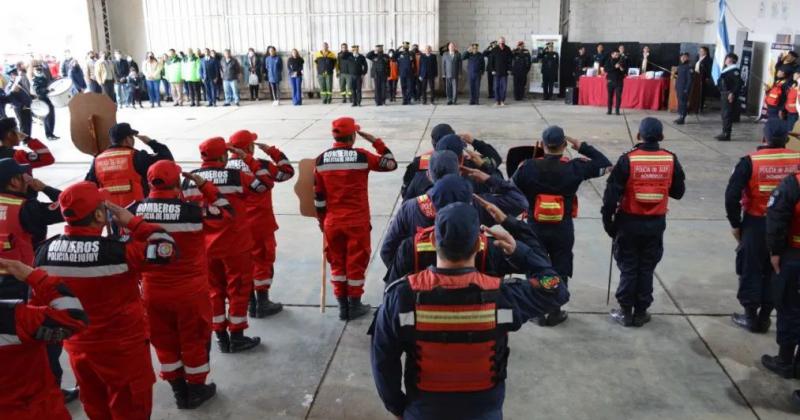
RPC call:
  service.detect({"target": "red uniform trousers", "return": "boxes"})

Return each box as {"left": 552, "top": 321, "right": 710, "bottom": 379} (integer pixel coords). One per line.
{"left": 209, "top": 252, "right": 253, "bottom": 332}
{"left": 251, "top": 226, "right": 278, "bottom": 291}
{"left": 66, "top": 340, "right": 155, "bottom": 420}
{"left": 324, "top": 223, "right": 371, "bottom": 298}
{"left": 144, "top": 290, "right": 212, "bottom": 385}
{"left": 4, "top": 385, "right": 69, "bottom": 420}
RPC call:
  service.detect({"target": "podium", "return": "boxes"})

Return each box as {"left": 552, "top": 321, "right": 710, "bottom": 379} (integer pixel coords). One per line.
{"left": 668, "top": 69, "right": 702, "bottom": 114}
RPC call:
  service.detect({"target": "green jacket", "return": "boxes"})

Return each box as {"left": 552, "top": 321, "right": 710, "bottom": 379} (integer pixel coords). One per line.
{"left": 182, "top": 56, "right": 201, "bottom": 82}
{"left": 165, "top": 56, "right": 183, "bottom": 83}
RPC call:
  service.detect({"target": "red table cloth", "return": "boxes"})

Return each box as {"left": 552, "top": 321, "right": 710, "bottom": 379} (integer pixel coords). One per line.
{"left": 578, "top": 75, "right": 669, "bottom": 111}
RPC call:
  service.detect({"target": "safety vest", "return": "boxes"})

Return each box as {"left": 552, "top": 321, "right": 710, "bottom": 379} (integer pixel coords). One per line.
{"left": 0, "top": 194, "right": 33, "bottom": 266}
{"left": 789, "top": 174, "right": 800, "bottom": 248}
{"left": 416, "top": 194, "right": 436, "bottom": 219}
{"left": 742, "top": 148, "right": 800, "bottom": 217}
{"left": 418, "top": 152, "right": 433, "bottom": 171}
{"left": 766, "top": 80, "right": 786, "bottom": 107}
{"left": 787, "top": 86, "right": 798, "bottom": 114}
{"left": 399, "top": 269, "right": 511, "bottom": 393}
{"left": 619, "top": 149, "right": 675, "bottom": 216}
{"left": 412, "top": 226, "right": 488, "bottom": 273}
{"left": 93, "top": 148, "right": 144, "bottom": 207}
{"left": 530, "top": 157, "right": 579, "bottom": 223}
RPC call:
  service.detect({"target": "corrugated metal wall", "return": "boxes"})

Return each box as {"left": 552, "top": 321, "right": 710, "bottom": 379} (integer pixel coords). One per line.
{"left": 142, "top": 0, "right": 438, "bottom": 92}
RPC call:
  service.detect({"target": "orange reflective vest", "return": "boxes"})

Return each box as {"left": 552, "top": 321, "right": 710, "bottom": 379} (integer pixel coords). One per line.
{"left": 0, "top": 194, "right": 33, "bottom": 266}
{"left": 530, "top": 157, "right": 579, "bottom": 223}
{"left": 742, "top": 148, "right": 800, "bottom": 217}
{"left": 766, "top": 80, "right": 786, "bottom": 107}
{"left": 619, "top": 149, "right": 675, "bottom": 216}
{"left": 401, "top": 269, "right": 510, "bottom": 392}
{"left": 787, "top": 86, "right": 798, "bottom": 114}
{"left": 93, "top": 148, "right": 144, "bottom": 206}
{"left": 412, "top": 226, "right": 488, "bottom": 273}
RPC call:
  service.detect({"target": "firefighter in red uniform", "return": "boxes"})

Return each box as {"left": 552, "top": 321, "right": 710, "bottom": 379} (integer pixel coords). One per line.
{"left": 724, "top": 119, "right": 800, "bottom": 333}
{"left": 0, "top": 117, "right": 55, "bottom": 170}
{"left": 370, "top": 202, "right": 569, "bottom": 419}
{"left": 34, "top": 181, "right": 177, "bottom": 420}
{"left": 129, "top": 161, "right": 222, "bottom": 409}
{"left": 314, "top": 117, "right": 397, "bottom": 320}
{"left": 181, "top": 137, "right": 273, "bottom": 353}
{"left": 602, "top": 118, "right": 686, "bottom": 327}
{"left": 86, "top": 122, "right": 173, "bottom": 206}
{"left": 226, "top": 129, "right": 295, "bottom": 318}
{"left": 0, "top": 258, "right": 88, "bottom": 420}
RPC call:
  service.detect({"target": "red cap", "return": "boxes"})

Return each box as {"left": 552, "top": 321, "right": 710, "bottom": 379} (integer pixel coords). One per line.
{"left": 59, "top": 181, "right": 110, "bottom": 223}
{"left": 147, "top": 160, "right": 182, "bottom": 189}
{"left": 332, "top": 117, "right": 360, "bottom": 138}
{"left": 199, "top": 137, "right": 227, "bottom": 161}
{"left": 228, "top": 130, "right": 258, "bottom": 149}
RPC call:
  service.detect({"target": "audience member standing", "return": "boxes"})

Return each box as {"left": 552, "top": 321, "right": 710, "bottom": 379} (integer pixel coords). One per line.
{"left": 264, "top": 47, "right": 283, "bottom": 105}
{"left": 200, "top": 48, "right": 219, "bottom": 107}
{"left": 143, "top": 52, "right": 162, "bottom": 107}
{"left": 112, "top": 51, "right": 129, "bottom": 107}
{"left": 287, "top": 49, "right": 304, "bottom": 106}
{"left": 489, "top": 37, "right": 513, "bottom": 106}
{"left": 441, "top": 42, "right": 462, "bottom": 105}
{"left": 418, "top": 45, "right": 438, "bottom": 105}
{"left": 165, "top": 49, "right": 184, "bottom": 106}
{"left": 221, "top": 49, "right": 241, "bottom": 106}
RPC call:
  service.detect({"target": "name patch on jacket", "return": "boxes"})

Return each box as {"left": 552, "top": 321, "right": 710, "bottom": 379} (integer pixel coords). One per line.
{"left": 323, "top": 149, "right": 358, "bottom": 163}
{"left": 45, "top": 239, "right": 101, "bottom": 263}
{"left": 632, "top": 163, "right": 671, "bottom": 180}
{"left": 197, "top": 170, "right": 230, "bottom": 185}
{"left": 317, "top": 148, "right": 368, "bottom": 172}
{"left": 134, "top": 202, "right": 183, "bottom": 221}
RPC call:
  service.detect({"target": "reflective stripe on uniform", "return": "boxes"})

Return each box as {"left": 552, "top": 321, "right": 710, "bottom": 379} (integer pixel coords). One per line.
{"left": 254, "top": 278, "right": 272, "bottom": 286}
{"left": 161, "top": 361, "right": 184, "bottom": 372}
{"left": 212, "top": 315, "right": 226, "bottom": 323}
{"left": 147, "top": 232, "right": 175, "bottom": 242}
{"left": 34, "top": 148, "right": 50, "bottom": 154}
{"left": 37, "top": 264, "right": 129, "bottom": 278}
{"left": 185, "top": 363, "right": 210, "bottom": 375}
{"left": 750, "top": 153, "right": 800, "bottom": 161}
{"left": 0, "top": 334, "right": 21, "bottom": 347}
{"left": 277, "top": 159, "right": 290, "bottom": 166}
{"left": 0, "top": 196, "right": 23, "bottom": 205}
{"left": 628, "top": 155, "right": 674, "bottom": 162}
{"left": 331, "top": 275, "right": 346, "bottom": 282}
{"left": 217, "top": 186, "right": 244, "bottom": 194}
{"left": 105, "top": 184, "right": 132, "bottom": 193}
{"left": 759, "top": 185, "right": 777, "bottom": 192}
{"left": 314, "top": 200, "right": 327, "bottom": 207}
{"left": 536, "top": 214, "right": 563, "bottom": 221}
{"left": 182, "top": 188, "right": 201, "bottom": 197}
{"left": 538, "top": 202, "right": 561, "bottom": 209}
{"left": 49, "top": 296, "right": 83, "bottom": 311}
{"left": 416, "top": 309, "right": 495, "bottom": 324}
{"left": 634, "top": 193, "right": 664, "bottom": 201}
{"left": 416, "top": 242, "right": 435, "bottom": 252}
{"left": 211, "top": 198, "right": 230, "bottom": 207}
{"left": 228, "top": 315, "right": 247, "bottom": 325}
{"left": 158, "top": 223, "right": 204, "bottom": 233}
{"left": 497, "top": 309, "right": 513, "bottom": 324}
{"left": 399, "top": 311, "right": 415, "bottom": 326}
{"left": 316, "top": 162, "right": 369, "bottom": 172}
{"left": 100, "top": 150, "right": 133, "bottom": 158}
{"left": 347, "top": 279, "right": 365, "bottom": 286}
{"left": 255, "top": 169, "right": 269, "bottom": 176}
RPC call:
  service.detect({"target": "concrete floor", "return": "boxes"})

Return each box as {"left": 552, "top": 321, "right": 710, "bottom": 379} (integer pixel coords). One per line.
{"left": 26, "top": 95, "right": 798, "bottom": 419}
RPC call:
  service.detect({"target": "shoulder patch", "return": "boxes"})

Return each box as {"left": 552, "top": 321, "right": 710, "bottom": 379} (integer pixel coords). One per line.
{"left": 529, "top": 274, "right": 561, "bottom": 290}
{"left": 27, "top": 152, "right": 38, "bottom": 161}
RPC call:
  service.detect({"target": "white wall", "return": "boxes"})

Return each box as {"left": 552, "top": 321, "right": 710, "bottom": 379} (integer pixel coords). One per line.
{"left": 703, "top": 0, "right": 800, "bottom": 45}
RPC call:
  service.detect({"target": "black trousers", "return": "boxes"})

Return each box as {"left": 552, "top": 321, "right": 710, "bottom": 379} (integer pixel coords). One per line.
{"left": 350, "top": 76, "right": 363, "bottom": 105}
{"left": 468, "top": 74, "right": 481, "bottom": 104}
{"left": 487, "top": 72, "right": 495, "bottom": 99}
{"left": 249, "top": 84, "right": 259, "bottom": 100}
{"left": 532, "top": 220, "right": 575, "bottom": 279}
{"left": 38, "top": 96, "right": 55, "bottom": 137}
{"left": 512, "top": 73, "right": 527, "bottom": 100}
{"left": 614, "top": 226, "right": 664, "bottom": 312}
{"left": 542, "top": 73, "right": 556, "bottom": 99}
{"left": 413, "top": 77, "right": 421, "bottom": 101}
{"left": 102, "top": 80, "right": 116, "bottom": 103}
{"left": 387, "top": 80, "right": 397, "bottom": 101}
{"left": 736, "top": 215, "right": 773, "bottom": 310}
{"left": 677, "top": 91, "right": 689, "bottom": 119}
{"left": 421, "top": 78, "right": 435, "bottom": 103}
{"left": 13, "top": 106, "right": 32, "bottom": 136}
{"left": 400, "top": 76, "right": 414, "bottom": 104}
{"left": 720, "top": 93, "right": 737, "bottom": 135}
{"left": 188, "top": 81, "right": 202, "bottom": 104}
{"left": 607, "top": 82, "right": 623, "bottom": 113}
{"left": 374, "top": 77, "right": 387, "bottom": 105}
{"left": 776, "top": 258, "right": 800, "bottom": 347}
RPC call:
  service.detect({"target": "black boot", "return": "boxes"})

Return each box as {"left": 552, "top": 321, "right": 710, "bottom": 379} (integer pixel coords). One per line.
{"left": 348, "top": 297, "right": 371, "bottom": 320}
{"left": 755, "top": 305, "right": 773, "bottom": 333}
{"left": 715, "top": 133, "right": 731, "bottom": 141}
{"left": 543, "top": 309, "right": 568, "bottom": 327}
{"left": 673, "top": 118, "right": 685, "bottom": 125}
{"left": 610, "top": 307, "right": 633, "bottom": 327}
{"left": 761, "top": 344, "right": 797, "bottom": 379}
{"left": 229, "top": 331, "right": 260, "bottom": 353}
{"left": 337, "top": 297, "right": 349, "bottom": 321}
{"left": 732, "top": 307, "right": 759, "bottom": 332}
{"left": 215, "top": 330, "right": 231, "bottom": 353}
{"left": 168, "top": 378, "right": 188, "bottom": 409}
{"left": 254, "top": 290, "right": 283, "bottom": 318}
{"left": 61, "top": 386, "right": 79, "bottom": 404}
{"left": 248, "top": 292, "right": 257, "bottom": 318}
{"left": 185, "top": 382, "right": 217, "bottom": 409}
{"left": 633, "top": 310, "right": 652, "bottom": 327}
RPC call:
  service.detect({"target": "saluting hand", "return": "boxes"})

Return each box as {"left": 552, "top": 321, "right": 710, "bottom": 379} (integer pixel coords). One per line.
{"left": 482, "top": 225, "right": 516, "bottom": 255}
{"left": 181, "top": 171, "right": 206, "bottom": 187}
{"left": 105, "top": 201, "right": 135, "bottom": 226}
{"left": 473, "top": 193, "right": 507, "bottom": 223}
{"left": 227, "top": 145, "right": 248, "bottom": 158}
{"left": 22, "top": 174, "right": 47, "bottom": 192}
{"left": 461, "top": 165, "right": 490, "bottom": 184}
{"left": 459, "top": 133, "right": 474, "bottom": 144}
{"left": 135, "top": 134, "right": 152, "bottom": 144}
{"left": 0, "top": 258, "right": 34, "bottom": 281}
{"left": 255, "top": 142, "right": 272, "bottom": 153}
{"left": 565, "top": 136, "right": 582, "bottom": 150}
{"left": 464, "top": 149, "right": 484, "bottom": 167}
{"left": 357, "top": 131, "right": 377, "bottom": 143}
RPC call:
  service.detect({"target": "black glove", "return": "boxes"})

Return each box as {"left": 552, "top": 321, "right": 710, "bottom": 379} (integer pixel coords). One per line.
{"left": 603, "top": 216, "right": 617, "bottom": 238}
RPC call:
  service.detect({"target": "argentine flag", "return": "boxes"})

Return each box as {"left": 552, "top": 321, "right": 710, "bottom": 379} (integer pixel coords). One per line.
{"left": 712, "top": 0, "right": 730, "bottom": 84}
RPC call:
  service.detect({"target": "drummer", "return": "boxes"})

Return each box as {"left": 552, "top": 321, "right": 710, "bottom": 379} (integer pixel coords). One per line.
{"left": 3, "top": 65, "right": 33, "bottom": 136}
{"left": 31, "top": 66, "right": 58, "bottom": 140}
{"left": 0, "top": 117, "right": 55, "bottom": 170}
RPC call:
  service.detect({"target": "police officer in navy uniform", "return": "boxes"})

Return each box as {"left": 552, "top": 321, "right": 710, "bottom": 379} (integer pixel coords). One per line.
{"left": 604, "top": 50, "right": 626, "bottom": 115}
{"left": 367, "top": 45, "right": 390, "bottom": 106}
{"left": 512, "top": 126, "right": 612, "bottom": 326}
{"left": 602, "top": 118, "right": 685, "bottom": 327}
{"left": 463, "top": 43, "right": 486, "bottom": 105}
{"left": 511, "top": 41, "right": 531, "bottom": 101}
{"left": 397, "top": 43, "right": 416, "bottom": 105}
{"left": 538, "top": 42, "right": 560, "bottom": 100}
{"left": 370, "top": 202, "right": 569, "bottom": 420}
{"left": 765, "top": 166, "right": 800, "bottom": 385}
{"left": 674, "top": 52, "right": 693, "bottom": 125}
{"left": 715, "top": 53, "right": 742, "bottom": 141}
{"left": 726, "top": 120, "right": 800, "bottom": 333}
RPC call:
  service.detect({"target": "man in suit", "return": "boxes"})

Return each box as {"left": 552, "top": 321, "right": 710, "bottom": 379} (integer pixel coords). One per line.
{"left": 441, "top": 42, "right": 462, "bottom": 105}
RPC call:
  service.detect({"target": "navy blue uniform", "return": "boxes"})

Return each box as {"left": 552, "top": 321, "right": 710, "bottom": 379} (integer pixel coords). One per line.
{"left": 512, "top": 142, "right": 612, "bottom": 279}
{"left": 717, "top": 66, "right": 742, "bottom": 138}
{"left": 604, "top": 56, "right": 626, "bottom": 114}
{"left": 601, "top": 143, "right": 685, "bottom": 312}
{"left": 418, "top": 53, "right": 438, "bottom": 104}
{"left": 511, "top": 48, "right": 531, "bottom": 101}
{"left": 397, "top": 50, "right": 416, "bottom": 105}
{"left": 462, "top": 51, "right": 485, "bottom": 105}
{"left": 766, "top": 173, "right": 800, "bottom": 349}
{"left": 675, "top": 62, "right": 693, "bottom": 120}
{"left": 538, "top": 50, "right": 560, "bottom": 99}
{"left": 370, "top": 242, "right": 569, "bottom": 420}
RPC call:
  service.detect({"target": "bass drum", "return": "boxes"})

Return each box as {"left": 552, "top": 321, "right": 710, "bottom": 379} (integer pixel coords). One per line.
{"left": 48, "top": 78, "right": 74, "bottom": 107}
{"left": 31, "top": 99, "right": 50, "bottom": 118}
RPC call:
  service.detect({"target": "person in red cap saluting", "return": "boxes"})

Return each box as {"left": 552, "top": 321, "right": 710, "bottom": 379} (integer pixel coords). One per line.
{"left": 34, "top": 181, "right": 177, "bottom": 420}
{"left": 226, "top": 129, "right": 295, "bottom": 318}
{"left": 129, "top": 160, "right": 227, "bottom": 409}
{"left": 314, "top": 117, "right": 397, "bottom": 320}
{"left": 181, "top": 137, "right": 274, "bottom": 353}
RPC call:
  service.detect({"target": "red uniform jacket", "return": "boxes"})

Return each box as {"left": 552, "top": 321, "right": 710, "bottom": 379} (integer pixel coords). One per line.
{"left": 182, "top": 156, "right": 272, "bottom": 257}
{"left": 34, "top": 217, "right": 172, "bottom": 351}
{"left": 1, "top": 137, "right": 55, "bottom": 169}
{"left": 0, "top": 269, "right": 88, "bottom": 414}
{"left": 314, "top": 139, "right": 396, "bottom": 228}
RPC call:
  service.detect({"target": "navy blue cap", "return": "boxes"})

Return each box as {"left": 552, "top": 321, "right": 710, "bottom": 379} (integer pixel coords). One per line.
{"left": 109, "top": 123, "right": 139, "bottom": 144}
{"left": 0, "top": 158, "right": 30, "bottom": 184}
{"left": 542, "top": 125, "right": 565, "bottom": 146}
{"left": 431, "top": 123, "right": 455, "bottom": 146}
{"left": 764, "top": 118, "right": 789, "bottom": 143}
{"left": 435, "top": 134, "right": 465, "bottom": 157}
{"left": 638, "top": 117, "right": 663, "bottom": 142}
{"left": 4, "top": 64, "right": 17, "bottom": 76}
{"left": 428, "top": 174, "right": 473, "bottom": 210}
{"left": 428, "top": 150, "right": 459, "bottom": 182}
{"left": 435, "top": 202, "right": 481, "bottom": 256}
